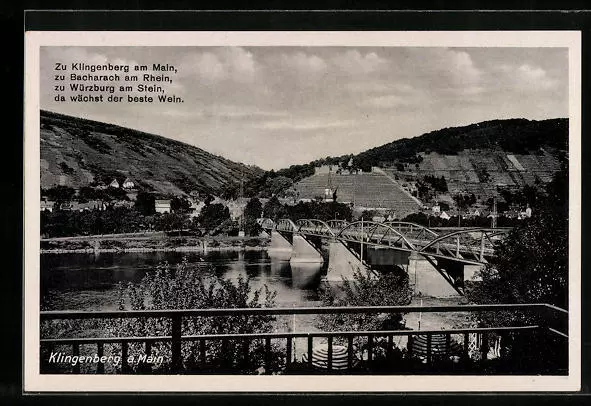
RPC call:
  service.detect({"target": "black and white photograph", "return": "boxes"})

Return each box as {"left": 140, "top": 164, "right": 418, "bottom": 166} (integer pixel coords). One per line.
{"left": 24, "top": 31, "right": 581, "bottom": 392}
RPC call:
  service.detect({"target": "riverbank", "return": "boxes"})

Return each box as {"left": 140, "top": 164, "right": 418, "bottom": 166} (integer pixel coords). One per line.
{"left": 40, "top": 234, "right": 270, "bottom": 254}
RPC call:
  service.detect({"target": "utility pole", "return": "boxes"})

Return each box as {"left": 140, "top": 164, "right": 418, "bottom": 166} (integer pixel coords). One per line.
{"left": 238, "top": 169, "right": 245, "bottom": 237}
{"left": 491, "top": 197, "right": 497, "bottom": 229}
{"left": 327, "top": 165, "right": 334, "bottom": 202}
{"left": 360, "top": 217, "right": 364, "bottom": 264}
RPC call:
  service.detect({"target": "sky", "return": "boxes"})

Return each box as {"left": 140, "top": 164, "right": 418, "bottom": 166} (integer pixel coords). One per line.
{"left": 40, "top": 46, "right": 569, "bottom": 170}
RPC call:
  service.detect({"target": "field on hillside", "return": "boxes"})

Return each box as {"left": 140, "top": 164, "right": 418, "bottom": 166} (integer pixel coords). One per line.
{"left": 384, "top": 149, "right": 562, "bottom": 202}
{"left": 294, "top": 171, "right": 422, "bottom": 216}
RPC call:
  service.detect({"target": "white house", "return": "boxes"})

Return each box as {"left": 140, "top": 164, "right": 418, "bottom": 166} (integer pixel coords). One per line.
{"left": 439, "top": 211, "right": 451, "bottom": 220}
{"left": 40, "top": 200, "right": 55, "bottom": 212}
{"left": 109, "top": 179, "right": 120, "bottom": 188}
{"left": 122, "top": 178, "right": 135, "bottom": 189}
{"left": 155, "top": 199, "right": 171, "bottom": 214}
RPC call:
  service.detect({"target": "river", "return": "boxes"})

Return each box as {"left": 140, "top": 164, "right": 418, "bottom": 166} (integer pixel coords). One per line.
{"left": 41, "top": 249, "right": 326, "bottom": 312}
{"left": 41, "top": 247, "right": 465, "bottom": 335}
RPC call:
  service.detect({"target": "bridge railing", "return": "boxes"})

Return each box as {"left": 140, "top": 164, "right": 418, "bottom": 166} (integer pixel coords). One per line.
{"left": 40, "top": 304, "right": 567, "bottom": 375}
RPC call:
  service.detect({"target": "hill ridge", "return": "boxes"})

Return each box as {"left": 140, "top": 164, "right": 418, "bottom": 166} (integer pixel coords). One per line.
{"left": 40, "top": 110, "right": 262, "bottom": 196}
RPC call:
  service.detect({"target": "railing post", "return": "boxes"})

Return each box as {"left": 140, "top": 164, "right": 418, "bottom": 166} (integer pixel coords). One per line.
{"left": 141, "top": 341, "right": 152, "bottom": 373}
{"left": 347, "top": 336, "right": 354, "bottom": 370}
{"left": 367, "top": 335, "right": 373, "bottom": 364}
{"left": 307, "top": 335, "right": 313, "bottom": 370}
{"left": 480, "top": 333, "right": 489, "bottom": 361}
{"left": 286, "top": 337, "right": 292, "bottom": 368}
{"left": 463, "top": 333, "right": 470, "bottom": 362}
{"left": 171, "top": 314, "right": 182, "bottom": 373}
{"left": 200, "top": 339, "right": 207, "bottom": 367}
{"left": 221, "top": 339, "right": 230, "bottom": 370}
{"left": 72, "top": 343, "right": 80, "bottom": 374}
{"left": 265, "top": 337, "right": 272, "bottom": 373}
{"left": 96, "top": 343, "right": 104, "bottom": 374}
{"left": 387, "top": 335, "right": 393, "bottom": 363}
{"left": 121, "top": 342, "right": 129, "bottom": 373}
{"left": 327, "top": 336, "right": 333, "bottom": 371}
{"left": 426, "top": 334, "right": 432, "bottom": 365}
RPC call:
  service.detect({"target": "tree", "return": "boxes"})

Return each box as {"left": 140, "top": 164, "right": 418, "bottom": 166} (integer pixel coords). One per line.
{"left": 318, "top": 269, "right": 412, "bottom": 332}
{"left": 116, "top": 259, "right": 279, "bottom": 372}
{"left": 45, "top": 185, "right": 76, "bottom": 203}
{"left": 198, "top": 203, "right": 230, "bottom": 231}
{"left": 263, "top": 176, "right": 293, "bottom": 197}
{"left": 317, "top": 269, "right": 412, "bottom": 369}
{"left": 467, "top": 166, "right": 567, "bottom": 309}
{"left": 155, "top": 212, "right": 188, "bottom": 232}
{"left": 263, "top": 196, "right": 286, "bottom": 220}
{"left": 41, "top": 259, "right": 280, "bottom": 374}
{"left": 171, "top": 196, "right": 192, "bottom": 214}
{"left": 465, "top": 166, "right": 568, "bottom": 372}
{"left": 135, "top": 191, "right": 155, "bottom": 215}
{"left": 243, "top": 197, "right": 263, "bottom": 236}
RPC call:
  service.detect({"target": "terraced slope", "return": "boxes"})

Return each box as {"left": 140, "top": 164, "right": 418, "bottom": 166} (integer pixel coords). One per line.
{"left": 294, "top": 171, "right": 421, "bottom": 216}
{"left": 383, "top": 149, "right": 562, "bottom": 201}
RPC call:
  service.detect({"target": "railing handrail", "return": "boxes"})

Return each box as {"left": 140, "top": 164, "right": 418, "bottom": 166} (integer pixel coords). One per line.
{"left": 40, "top": 325, "right": 541, "bottom": 344}
{"left": 40, "top": 303, "right": 565, "bottom": 320}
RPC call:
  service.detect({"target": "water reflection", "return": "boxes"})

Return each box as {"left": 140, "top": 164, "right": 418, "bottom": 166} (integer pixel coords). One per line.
{"left": 41, "top": 249, "right": 325, "bottom": 311}
{"left": 291, "top": 263, "right": 323, "bottom": 289}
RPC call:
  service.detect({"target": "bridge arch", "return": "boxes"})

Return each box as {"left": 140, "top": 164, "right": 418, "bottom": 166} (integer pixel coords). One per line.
{"left": 258, "top": 218, "right": 276, "bottom": 230}
{"left": 336, "top": 221, "right": 418, "bottom": 251}
{"left": 275, "top": 218, "right": 299, "bottom": 233}
{"left": 327, "top": 219, "right": 350, "bottom": 232}
{"left": 384, "top": 221, "right": 439, "bottom": 238}
{"left": 418, "top": 227, "right": 511, "bottom": 262}
{"left": 295, "top": 219, "right": 336, "bottom": 237}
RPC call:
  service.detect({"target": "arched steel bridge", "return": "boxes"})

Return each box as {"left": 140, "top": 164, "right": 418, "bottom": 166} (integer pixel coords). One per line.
{"left": 258, "top": 218, "right": 511, "bottom": 265}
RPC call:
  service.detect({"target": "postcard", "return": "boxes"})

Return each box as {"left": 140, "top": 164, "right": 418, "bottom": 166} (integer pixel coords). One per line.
{"left": 24, "top": 30, "right": 581, "bottom": 392}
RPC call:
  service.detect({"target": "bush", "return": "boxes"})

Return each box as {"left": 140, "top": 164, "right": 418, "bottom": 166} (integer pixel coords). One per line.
{"left": 317, "top": 268, "right": 412, "bottom": 365}
{"left": 41, "top": 259, "right": 282, "bottom": 374}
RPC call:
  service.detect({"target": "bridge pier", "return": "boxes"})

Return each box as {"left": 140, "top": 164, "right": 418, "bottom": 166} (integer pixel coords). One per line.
{"left": 410, "top": 253, "right": 460, "bottom": 298}
{"left": 290, "top": 235, "right": 323, "bottom": 264}
{"left": 326, "top": 241, "right": 370, "bottom": 282}
{"left": 268, "top": 230, "right": 293, "bottom": 254}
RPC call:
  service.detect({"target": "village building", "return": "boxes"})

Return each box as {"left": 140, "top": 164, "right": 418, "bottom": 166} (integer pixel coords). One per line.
{"left": 40, "top": 200, "right": 55, "bottom": 212}
{"left": 227, "top": 198, "right": 249, "bottom": 221}
{"left": 466, "top": 209, "right": 481, "bottom": 218}
{"left": 122, "top": 178, "right": 135, "bottom": 189}
{"left": 503, "top": 210, "right": 519, "bottom": 219}
{"left": 372, "top": 215, "right": 386, "bottom": 223}
{"left": 109, "top": 179, "right": 120, "bottom": 188}
{"left": 71, "top": 200, "right": 107, "bottom": 212}
{"left": 518, "top": 206, "right": 533, "bottom": 220}
{"left": 112, "top": 200, "right": 134, "bottom": 209}
{"left": 439, "top": 211, "right": 451, "bottom": 220}
{"left": 155, "top": 199, "right": 171, "bottom": 214}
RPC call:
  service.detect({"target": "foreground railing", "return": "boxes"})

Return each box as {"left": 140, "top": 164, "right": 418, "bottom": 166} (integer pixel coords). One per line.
{"left": 40, "top": 304, "right": 568, "bottom": 375}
